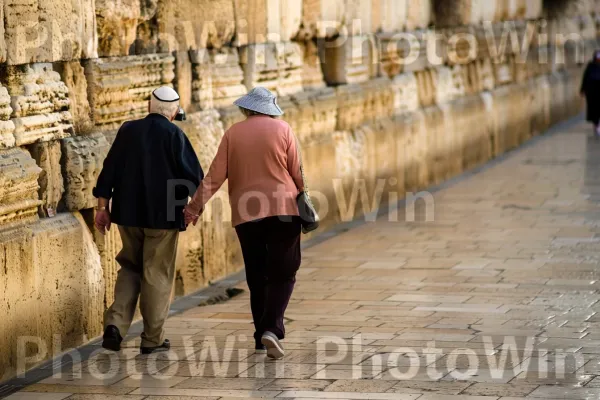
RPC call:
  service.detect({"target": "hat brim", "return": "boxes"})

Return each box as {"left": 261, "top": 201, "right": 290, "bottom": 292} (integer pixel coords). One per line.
{"left": 234, "top": 95, "right": 284, "bottom": 117}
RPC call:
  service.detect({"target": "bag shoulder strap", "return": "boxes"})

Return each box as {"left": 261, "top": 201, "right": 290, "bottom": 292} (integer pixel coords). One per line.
{"left": 292, "top": 131, "right": 309, "bottom": 195}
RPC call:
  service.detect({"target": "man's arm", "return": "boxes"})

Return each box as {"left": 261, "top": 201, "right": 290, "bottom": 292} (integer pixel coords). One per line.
{"left": 93, "top": 126, "right": 126, "bottom": 234}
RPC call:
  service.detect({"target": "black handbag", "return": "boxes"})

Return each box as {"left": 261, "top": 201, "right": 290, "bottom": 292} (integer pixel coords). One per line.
{"left": 294, "top": 135, "right": 320, "bottom": 234}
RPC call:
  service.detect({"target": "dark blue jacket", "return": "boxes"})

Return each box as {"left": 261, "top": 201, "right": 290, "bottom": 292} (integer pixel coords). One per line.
{"left": 93, "top": 114, "right": 204, "bottom": 231}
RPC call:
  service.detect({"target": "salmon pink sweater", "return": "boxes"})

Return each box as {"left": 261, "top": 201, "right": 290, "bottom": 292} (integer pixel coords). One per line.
{"left": 187, "top": 115, "right": 304, "bottom": 226}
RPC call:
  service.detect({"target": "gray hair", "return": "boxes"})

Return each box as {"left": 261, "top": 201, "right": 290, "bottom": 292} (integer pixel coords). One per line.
{"left": 150, "top": 96, "right": 179, "bottom": 119}
{"left": 239, "top": 107, "right": 274, "bottom": 118}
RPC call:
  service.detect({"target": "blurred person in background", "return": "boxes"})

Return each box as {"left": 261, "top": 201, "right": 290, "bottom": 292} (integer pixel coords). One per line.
{"left": 184, "top": 87, "right": 305, "bottom": 360}
{"left": 581, "top": 50, "right": 600, "bottom": 138}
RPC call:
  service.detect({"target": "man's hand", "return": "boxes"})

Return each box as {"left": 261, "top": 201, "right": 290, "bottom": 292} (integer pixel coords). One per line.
{"left": 95, "top": 210, "right": 111, "bottom": 235}
{"left": 183, "top": 206, "right": 202, "bottom": 227}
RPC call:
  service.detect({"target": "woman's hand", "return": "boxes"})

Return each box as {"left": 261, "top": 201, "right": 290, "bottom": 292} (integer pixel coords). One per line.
{"left": 95, "top": 210, "right": 111, "bottom": 235}
{"left": 183, "top": 206, "right": 203, "bottom": 226}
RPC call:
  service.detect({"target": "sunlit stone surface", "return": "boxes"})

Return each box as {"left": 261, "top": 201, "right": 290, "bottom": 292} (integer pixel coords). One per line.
{"left": 0, "top": 0, "right": 593, "bottom": 386}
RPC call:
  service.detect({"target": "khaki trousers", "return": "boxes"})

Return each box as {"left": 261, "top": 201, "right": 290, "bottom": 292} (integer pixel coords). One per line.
{"left": 104, "top": 225, "right": 179, "bottom": 348}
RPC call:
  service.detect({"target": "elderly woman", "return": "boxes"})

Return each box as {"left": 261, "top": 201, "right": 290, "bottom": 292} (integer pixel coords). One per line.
{"left": 581, "top": 50, "right": 600, "bottom": 137}
{"left": 184, "top": 87, "right": 305, "bottom": 359}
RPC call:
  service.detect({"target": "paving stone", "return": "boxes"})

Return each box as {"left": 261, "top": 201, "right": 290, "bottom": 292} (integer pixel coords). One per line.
{"left": 462, "top": 383, "right": 539, "bottom": 397}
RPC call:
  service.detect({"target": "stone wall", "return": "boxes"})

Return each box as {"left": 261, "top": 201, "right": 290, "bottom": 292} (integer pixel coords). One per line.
{"left": 0, "top": 0, "right": 595, "bottom": 382}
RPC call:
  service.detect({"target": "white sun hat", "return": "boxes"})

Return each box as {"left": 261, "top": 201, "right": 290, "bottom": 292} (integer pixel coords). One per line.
{"left": 233, "top": 87, "right": 284, "bottom": 116}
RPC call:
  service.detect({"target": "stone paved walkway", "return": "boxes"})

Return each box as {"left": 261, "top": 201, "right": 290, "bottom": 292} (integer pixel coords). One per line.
{"left": 11, "top": 121, "right": 600, "bottom": 399}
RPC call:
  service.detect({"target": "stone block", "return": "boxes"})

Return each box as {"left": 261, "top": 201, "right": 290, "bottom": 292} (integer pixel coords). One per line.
{"left": 319, "top": 35, "right": 376, "bottom": 85}
{"left": 156, "top": 0, "right": 235, "bottom": 51}
{"left": 434, "top": 65, "right": 466, "bottom": 104}
{"left": 493, "top": 54, "right": 516, "bottom": 86}
{"left": 191, "top": 48, "right": 247, "bottom": 110}
{"left": 336, "top": 84, "right": 366, "bottom": 131}
{"left": 85, "top": 54, "right": 175, "bottom": 130}
{"left": 89, "top": 214, "right": 122, "bottom": 307}
{"left": 61, "top": 132, "right": 110, "bottom": 211}
{"left": 372, "top": 0, "right": 407, "bottom": 33}
{"left": 333, "top": 130, "right": 369, "bottom": 181}
{"left": 28, "top": 140, "right": 63, "bottom": 217}
{"left": 0, "top": 213, "right": 104, "bottom": 382}
{"left": 0, "top": 147, "right": 42, "bottom": 229}
{"left": 4, "top": 0, "right": 96, "bottom": 64}
{"left": 525, "top": 0, "right": 543, "bottom": 19}
{"left": 406, "top": 0, "right": 432, "bottom": 31}
{"left": 239, "top": 42, "right": 304, "bottom": 96}
{"left": 172, "top": 110, "right": 240, "bottom": 295}
{"left": 96, "top": 0, "right": 157, "bottom": 56}
{"left": 234, "top": 0, "right": 302, "bottom": 45}
{"left": 173, "top": 52, "right": 193, "bottom": 110}
{"left": 278, "top": 87, "right": 337, "bottom": 144}
{"left": 298, "top": 41, "right": 326, "bottom": 90}
{"left": 415, "top": 68, "right": 437, "bottom": 108}
{"left": 433, "top": 0, "right": 481, "bottom": 27}
{"left": 360, "top": 77, "right": 395, "bottom": 121}
{"left": 3, "top": 63, "right": 73, "bottom": 146}
{"left": 392, "top": 72, "right": 420, "bottom": 113}
{"left": 176, "top": 109, "right": 225, "bottom": 169}
{"left": 55, "top": 61, "right": 94, "bottom": 135}
{"left": 0, "top": 86, "right": 15, "bottom": 148}
{"left": 296, "top": 0, "right": 345, "bottom": 39}
{"left": 219, "top": 105, "right": 245, "bottom": 130}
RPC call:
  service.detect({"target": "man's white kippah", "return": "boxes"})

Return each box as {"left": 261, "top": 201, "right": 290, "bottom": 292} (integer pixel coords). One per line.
{"left": 152, "top": 86, "right": 180, "bottom": 102}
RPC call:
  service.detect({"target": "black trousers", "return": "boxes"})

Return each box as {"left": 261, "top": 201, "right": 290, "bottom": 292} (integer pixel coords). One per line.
{"left": 235, "top": 216, "right": 302, "bottom": 343}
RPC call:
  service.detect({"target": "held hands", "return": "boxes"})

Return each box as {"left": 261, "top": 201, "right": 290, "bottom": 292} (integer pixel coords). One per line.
{"left": 95, "top": 210, "right": 111, "bottom": 235}
{"left": 183, "top": 204, "right": 204, "bottom": 227}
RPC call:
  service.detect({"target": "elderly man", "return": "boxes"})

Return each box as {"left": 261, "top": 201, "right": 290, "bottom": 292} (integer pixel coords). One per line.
{"left": 93, "top": 86, "right": 203, "bottom": 354}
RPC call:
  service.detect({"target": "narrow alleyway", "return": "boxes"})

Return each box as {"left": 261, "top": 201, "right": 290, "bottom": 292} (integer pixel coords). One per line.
{"left": 10, "top": 120, "right": 600, "bottom": 399}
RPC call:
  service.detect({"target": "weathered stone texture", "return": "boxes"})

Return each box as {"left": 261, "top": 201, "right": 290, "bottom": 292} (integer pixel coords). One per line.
{"left": 372, "top": 0, "right": 408, "bottom": 33}
{"left": 85, "top": 54, "right": 175, "bottom": 130}
{"left": 56, "top": 61, "right": 94, "bottom": 135}
{"left": 178, "top": 109, "right": 225, "bottom": 168}
{"left": 0, "top": 147, "right": 42, "bottom": 229}
{"left": 88, "top": 213, "right": 121, "bottom": 307}
{"left": 4, "top": 0, "right": 96, "bottom": 65}
{"left": 234, "top": 0, "right": 302, "bottom": 45}
{"left": 297, "top": 0, "right": 345, "bottom": 39}
{"left": 3, "top": 64, "right": 73, "bottom": 146}
{"left": 28, "top": 140, "right": 64, "bottom": 217}
{"left": 0, "top": 213, "right": 104, "bottom": 380}
{"left": 319, "top": 35, "right": 376, "bottom": 85}
{"left": 434, "top": 66, "right": 466, "bottom": 105}
{"left": 278, "top": 88, "right": 337, "bottom": 144}
{"left": 298, "top": 41, "right": 325, "bottom": 90}
{"left": 239, "top": 42, "right": 304, "bottom": 96}
{"left": 392, "top": 72, "right": 419, "bottom": 113}
{"left": 191, "top": 48, "right": 247, "bottom": 110}
{"left": 406, "top": 0, "right": 432, "bottom": 31}
{"left": 61, "top": 132, "right": 110, "bottom": 211}
{"left": 0, "top": 86, "right": 15, "bottom": 148}
{"left": 156, "top": 0, "right": 235, "bottom": 51}
{"left": 173, "top": 109, "right": 240, "bottom": 295}
{"left": 96, "top": 0, "right": 156, "bottom": 56}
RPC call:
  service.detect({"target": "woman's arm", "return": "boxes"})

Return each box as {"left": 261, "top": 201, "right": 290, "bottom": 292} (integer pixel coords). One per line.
{"left": 185, "top": 131, "right": 229, "bottom": 217}
{"left": 286, "top": 126, "right": 305, "bottom": 192}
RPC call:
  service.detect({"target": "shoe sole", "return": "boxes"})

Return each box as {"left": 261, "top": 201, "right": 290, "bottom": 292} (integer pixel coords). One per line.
{"left": 261, "top": 335, "right": 284, "bottom": 360}
{"left": 102, "top": 339, "right": 121, "bottom": 352}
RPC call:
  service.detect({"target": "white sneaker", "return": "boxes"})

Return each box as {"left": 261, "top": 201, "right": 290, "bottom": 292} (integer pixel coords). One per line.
{"left": 261, "top": 331, "right": 285, "bottom": 360}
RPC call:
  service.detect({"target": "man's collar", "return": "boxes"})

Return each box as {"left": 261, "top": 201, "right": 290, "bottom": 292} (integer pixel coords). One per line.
{"left": 146, "top": 113, "right": 171, "bottom": 121}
